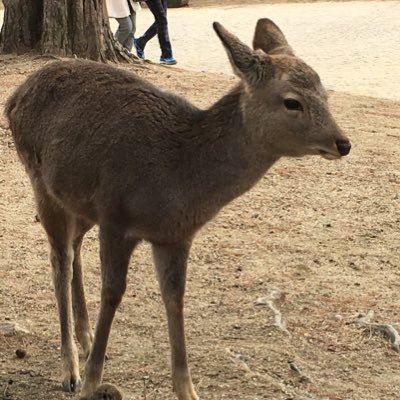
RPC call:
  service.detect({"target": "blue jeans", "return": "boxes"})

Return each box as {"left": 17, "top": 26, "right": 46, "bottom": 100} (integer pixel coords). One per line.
{"left": 136, "top": 0, "right": 173, "bottom": 59}
{"left": 115, "top": 13, "right": 137, "bottom": 52}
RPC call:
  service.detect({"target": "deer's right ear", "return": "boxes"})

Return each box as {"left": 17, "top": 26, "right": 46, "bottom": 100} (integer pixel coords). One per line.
{"left": 213, "top": 22, "right": 274, "bottom": 85}
{"left": 252, "top": 18, "right": 294, "bottom": 56}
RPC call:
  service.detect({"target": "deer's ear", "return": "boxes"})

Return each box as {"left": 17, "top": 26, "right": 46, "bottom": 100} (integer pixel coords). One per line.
{"left": 252, "top": 18, "right": 294, "bottom": 56}
{"left": 213, "top": 22, "right": 273, "bottom": 85}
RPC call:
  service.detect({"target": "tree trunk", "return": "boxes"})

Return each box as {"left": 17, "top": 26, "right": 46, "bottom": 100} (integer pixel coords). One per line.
{"left": 0, "top": 0, "right": 137, "bottom": 63}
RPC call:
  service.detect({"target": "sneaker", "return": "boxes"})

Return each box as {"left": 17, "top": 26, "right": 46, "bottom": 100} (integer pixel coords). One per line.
{"left": 160, "top": 57, "right": 177, "bottom": 65}
{"left": 134, "top": 39, "right": 145, "bottom": 60}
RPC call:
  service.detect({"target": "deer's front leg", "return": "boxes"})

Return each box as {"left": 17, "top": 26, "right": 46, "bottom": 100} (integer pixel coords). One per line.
{"left": 152, "top": 241, "right": 199, "bottom": 400}
{"left": 80, "top": 227, "right": 138, "bottom": 399}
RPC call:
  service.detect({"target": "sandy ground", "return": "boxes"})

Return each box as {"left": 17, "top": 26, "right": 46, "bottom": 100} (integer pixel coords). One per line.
{"left": 127, "top": 1, "right": 400, "bottom": 100}
{"left": 1, "top": 1, "right": 400, "bottom": 400}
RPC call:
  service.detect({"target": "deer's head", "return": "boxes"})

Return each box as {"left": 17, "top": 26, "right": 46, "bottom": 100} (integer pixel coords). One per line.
{"left": 213, "top": 19, "right": 351, "bottom": 160}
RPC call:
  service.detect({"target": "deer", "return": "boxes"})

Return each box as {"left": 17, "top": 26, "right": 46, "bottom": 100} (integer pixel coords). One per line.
{"left": 5, "top": 18, "right": 350, "bottom": 400}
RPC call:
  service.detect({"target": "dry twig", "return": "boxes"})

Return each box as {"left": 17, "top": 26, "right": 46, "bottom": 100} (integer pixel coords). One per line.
{"left": 355, "top": 310, "right": 400, "bottom": 352}
{"left": 225, "top": 348, "right": 292, "bottom": 396}
{"left": 226, "top": 348, "right": 254, "bottom": 375}
{"left": 288, "top": 359, "right": 312, "bottom": 383}
{"left": 255, "top": 288, "right": 290, "bottom": 335}
{"left": 2, "top": 380, "right": 11, "bottom": 400}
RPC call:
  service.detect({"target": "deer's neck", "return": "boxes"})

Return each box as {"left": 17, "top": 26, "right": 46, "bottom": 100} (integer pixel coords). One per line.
{"left": 186, "top": 85, "right": 279, "bottom": 212}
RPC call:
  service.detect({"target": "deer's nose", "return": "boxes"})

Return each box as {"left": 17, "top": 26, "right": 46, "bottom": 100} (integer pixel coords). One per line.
{"left": 336, "top": 140, "right": 351, "bottom": 156}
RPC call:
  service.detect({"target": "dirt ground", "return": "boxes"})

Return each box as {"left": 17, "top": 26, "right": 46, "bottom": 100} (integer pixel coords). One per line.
{"left": 1, "top": 2, "right": 400, "bottom": 400}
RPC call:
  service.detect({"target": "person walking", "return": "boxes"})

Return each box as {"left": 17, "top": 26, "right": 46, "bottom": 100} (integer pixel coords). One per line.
{"left": 134, "top": 0, "right": 177, "bottom": 65}
{"left": 106, "top": 0, "right": 141, "bottom": 53}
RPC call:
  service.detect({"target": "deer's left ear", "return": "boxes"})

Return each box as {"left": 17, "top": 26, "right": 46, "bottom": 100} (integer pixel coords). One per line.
{"left": 253, "top": 18, "right": 294, "bottom": 56}
{"left": 213, "top": 21, "right": 274, "bottom": 86}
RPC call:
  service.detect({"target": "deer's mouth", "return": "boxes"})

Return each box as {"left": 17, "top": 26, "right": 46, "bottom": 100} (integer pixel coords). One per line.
{"left": 318, "top": 139, "right": 351, "bottom": 160}
{"left": 318, "top": 149, "right": 341, "bottom": 160}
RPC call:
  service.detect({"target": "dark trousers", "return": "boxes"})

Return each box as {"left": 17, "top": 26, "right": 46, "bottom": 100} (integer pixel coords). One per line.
{"left": 138, "top": 0, "right": 173, "bottom": 59}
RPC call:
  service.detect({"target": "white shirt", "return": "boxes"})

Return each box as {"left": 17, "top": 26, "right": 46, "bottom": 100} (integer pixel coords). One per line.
{"left": 106, "top": 0, "right": 141, "bottom": 18}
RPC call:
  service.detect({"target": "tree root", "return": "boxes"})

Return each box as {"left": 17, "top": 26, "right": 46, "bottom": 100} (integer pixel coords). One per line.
{"left": 111, "top": 40, "right": 143, "bottom": 64}
{"left": 355, "top": 310, "right": 400, "bottom": 352}
{"left": 33, "top": 54, "right": 61, "bottom": 60}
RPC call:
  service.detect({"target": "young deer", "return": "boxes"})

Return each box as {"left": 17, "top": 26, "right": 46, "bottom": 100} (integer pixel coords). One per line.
{"left": 6, "top": 19, "right": 350, "bottom": 400}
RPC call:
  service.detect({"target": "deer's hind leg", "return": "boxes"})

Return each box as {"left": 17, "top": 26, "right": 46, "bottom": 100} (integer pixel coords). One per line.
{"left": 34, "top": 183, "right": 80, "bottom": 393}
{"left": 72, "top": 219, "right": 95, "bottom": 359}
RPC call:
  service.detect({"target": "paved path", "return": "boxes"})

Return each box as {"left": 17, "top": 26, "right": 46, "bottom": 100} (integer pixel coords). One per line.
{"left": 1, "top": 1, "right": 400, "bottom": 100}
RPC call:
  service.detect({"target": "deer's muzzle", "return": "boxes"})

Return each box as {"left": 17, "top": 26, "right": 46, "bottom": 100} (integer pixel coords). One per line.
{"left": 336, "top": 139, "right": 351, "bottom": 156}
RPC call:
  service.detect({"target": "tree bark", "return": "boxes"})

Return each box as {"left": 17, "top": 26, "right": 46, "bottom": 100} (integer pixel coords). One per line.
{"left": 0, "top": 0, "right": 42, "bottom": 53}
{"left": 0, "top": 0, "right": 137, "bottom": 63}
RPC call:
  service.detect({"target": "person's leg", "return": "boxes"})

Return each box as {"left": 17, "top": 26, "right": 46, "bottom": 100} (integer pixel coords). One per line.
{"left": 115, "top": 16, "right": 133, "bottom": 49}
{"left": 146, "top": 0, "right": 174, "bottom": 60}
{"left": 123, "top": 12, "right": 136, "bottom": 52}
{"left": 135, "top": 1, "right": 159, "bottom": 51}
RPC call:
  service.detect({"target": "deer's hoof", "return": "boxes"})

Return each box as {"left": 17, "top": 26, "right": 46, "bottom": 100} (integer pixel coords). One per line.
{"left": 62, "top": 377, "right": 81, "bottom": 393}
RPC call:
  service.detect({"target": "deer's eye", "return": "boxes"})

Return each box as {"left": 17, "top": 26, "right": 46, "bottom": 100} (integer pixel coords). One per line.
{"left": 284, "top": 98, "right": 303, "bottom": 111}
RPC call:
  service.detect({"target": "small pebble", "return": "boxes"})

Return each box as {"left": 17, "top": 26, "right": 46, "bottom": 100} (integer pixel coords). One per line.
{"left": 16, "top": 349, "right": 27, "bottom": 359}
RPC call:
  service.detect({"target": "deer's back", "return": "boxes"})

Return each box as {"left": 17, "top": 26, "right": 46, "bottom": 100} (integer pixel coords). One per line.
{"left": 6, "top": 60, "right": 202, "bottom": 229}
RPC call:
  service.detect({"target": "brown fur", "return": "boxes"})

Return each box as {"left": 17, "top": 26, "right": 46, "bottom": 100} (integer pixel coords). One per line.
{"left": 6, "top": 19, "right": 350, "bottom": 400}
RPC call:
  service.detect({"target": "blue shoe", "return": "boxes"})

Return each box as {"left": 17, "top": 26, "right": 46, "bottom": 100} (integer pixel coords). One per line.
{"left": 160, "top": 57, "right": 177, "bottom": 65}
{"left": 134, "top": 39, "right": 145, "bottom": 60}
